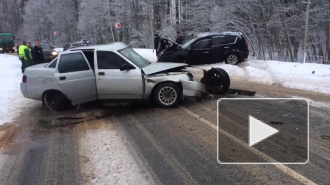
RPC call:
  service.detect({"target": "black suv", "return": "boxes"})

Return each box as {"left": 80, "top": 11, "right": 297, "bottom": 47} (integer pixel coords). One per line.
{"left": 158, "top": 32, "right": 249, "bottom": 65}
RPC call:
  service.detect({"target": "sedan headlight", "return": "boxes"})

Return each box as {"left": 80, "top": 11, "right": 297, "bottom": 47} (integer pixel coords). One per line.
{"left": 52, "top": 51, "right": 58, "bottom": 56}
{"left": 13, "top": 47, "right": 16, "bottom": 50}
{"left": 187, "top": 72, "right": 194, "bottom": 81}
{"left": 0, "top": 48, "right": 2, "bottom": 51}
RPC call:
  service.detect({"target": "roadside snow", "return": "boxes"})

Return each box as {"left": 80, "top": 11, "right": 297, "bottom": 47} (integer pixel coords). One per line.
{"left": 290, "top": 95, "right": 330, "bottom": 109}
{"left": 190, "top": 60, "right": 330, "bottom": 94}
{"left": 0, "top": 54, "right": 25, "bottom": 125}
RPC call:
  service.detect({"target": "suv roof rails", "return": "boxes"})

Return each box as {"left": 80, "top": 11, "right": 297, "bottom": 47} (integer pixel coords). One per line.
{"left": 221, "top": 31, "right": 243, "bottom": 36}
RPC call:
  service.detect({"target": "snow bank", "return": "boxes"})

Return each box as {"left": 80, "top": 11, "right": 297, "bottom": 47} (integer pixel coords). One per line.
{"left": 191, "top": 60, "right": 330, "bottom": 94}
{"left": 133, "top": 48, "right": 157, "bottom": 63}
{"left": 0, "top": 54, "right": 23, "bottom": 125}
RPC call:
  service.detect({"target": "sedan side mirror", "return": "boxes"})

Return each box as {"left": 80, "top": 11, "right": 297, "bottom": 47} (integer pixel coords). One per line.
{"left": 120, "top": 63, "right": 135, "bottom": 71}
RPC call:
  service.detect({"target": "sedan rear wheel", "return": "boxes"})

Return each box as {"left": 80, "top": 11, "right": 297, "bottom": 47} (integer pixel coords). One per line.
{"left": 153, "top": 82, "right": 181, "bottom": 108}
{"left": 44, "top": 91, "right": 68, "bottom": 111}
{"left": 225, "top": 54, "right": 239, "bottom": 65}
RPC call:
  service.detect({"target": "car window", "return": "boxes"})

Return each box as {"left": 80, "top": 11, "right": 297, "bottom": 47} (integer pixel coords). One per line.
{"left": 0, "top": 35, "right": 14, "bottom": 41}
{"left": 97, "top": 51, "right": 128, "bottom": 69}
{"left": 181, "top": 36, "right": 198, "bottom": 49}
{"left": 41, "top": 42, "right": 51, "bottom": 49}
{"left": 49, "top": 58, "right": 58, "bottom": 68}
{"left": 118, "top": 47, "right": 150, "bottom": 68}
{"left": 58, "top": 52, "right": 90, "bottom": 73}
{"left": 212, "top": 37, "right": 228, "bottom": 46}
{"left": 226, "top": 35, "right": 237, "bottom": 44}
{"left": 82, "top": 50, "right": 95, "bottom": 71}
{"left": 193, "top": 39, "right": 211, "bottom": 49}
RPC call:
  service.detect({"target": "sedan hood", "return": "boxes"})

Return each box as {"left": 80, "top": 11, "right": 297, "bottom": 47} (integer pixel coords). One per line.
{"left": 142, "top": 62, "right": 188, "bottom": 75}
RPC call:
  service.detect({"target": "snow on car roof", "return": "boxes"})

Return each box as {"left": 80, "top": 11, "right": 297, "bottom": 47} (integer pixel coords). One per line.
{"left": 66, "top": 42, "right": 128, "bottom": 52}
{"left": 196, "top": 31, "right": 243, "bottom": 38}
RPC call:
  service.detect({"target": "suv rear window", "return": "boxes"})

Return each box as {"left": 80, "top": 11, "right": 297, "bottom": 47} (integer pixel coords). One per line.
{"left": 58, "top": 53, "right": 90, "bottom": 73}
{"left": 226, "top": 35, "right": 238, "bottom": 43}
{"left": 212, "top": 37, "right": 227, "bottom": 46}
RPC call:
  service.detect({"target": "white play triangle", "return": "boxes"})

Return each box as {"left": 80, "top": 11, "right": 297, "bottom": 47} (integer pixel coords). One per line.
{"left": 249, "top": 116, "right": 279, "bottom": 146}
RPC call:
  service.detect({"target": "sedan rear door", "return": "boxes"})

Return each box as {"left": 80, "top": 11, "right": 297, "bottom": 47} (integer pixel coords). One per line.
{"left": 55, "top": 51, "right": 97, "bottom": 105}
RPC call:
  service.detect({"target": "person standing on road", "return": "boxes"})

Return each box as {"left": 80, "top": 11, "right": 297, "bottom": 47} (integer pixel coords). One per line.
{"left": 26, "top": 42, "right": 33, "bottom": 68}
{"left": 154, "top": 34, "right": 161, "bottom": 56}
{"left": 18, "top": 41, "right": 32, "bottom": 73}
{"left": 176, "top": 31, "right": 184, "bottom": 45}
{"left": 31, "top": 39, "right": 44, "bottom": 65}
{"left": 16, "top": 45, "right": 20, "bottom": 55}
{"left": 159, "top": 36, "right": 169, "bottom": 54}
{"left": 18, "top": 41, "right": 27, "bottom": 73}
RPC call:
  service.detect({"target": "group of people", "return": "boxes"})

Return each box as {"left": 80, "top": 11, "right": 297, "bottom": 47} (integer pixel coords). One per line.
{"left": 154, "top": 31, "right": 185, "bottom": 56}
{"left": 17, "top": 39, "right": 44, "bottom": 73}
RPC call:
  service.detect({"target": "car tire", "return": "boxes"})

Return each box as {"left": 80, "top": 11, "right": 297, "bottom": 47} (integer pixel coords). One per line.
{"left": 201, "top": 68, "right": 230, "bottom": 94}
{"left": 225, "top": 54, "right": 239, "bottom": 65}
{"left": 153, "top": 82, "right": 181, "bottom": 108}
{"left": 44, "top": 91, "right": 68, "bottom": 111}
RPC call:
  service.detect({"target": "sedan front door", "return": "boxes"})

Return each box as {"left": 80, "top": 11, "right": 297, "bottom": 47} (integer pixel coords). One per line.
{"left": 95, "top": 51, "right": 144, "bottom": 99}
{"left": 55, "top": 51, "right": 97, "bottom": 105}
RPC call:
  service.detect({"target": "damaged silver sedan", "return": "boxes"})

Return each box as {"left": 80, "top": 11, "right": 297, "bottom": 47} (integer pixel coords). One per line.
{"left": 20, "top": 43, "right": 230, "bottom": 110}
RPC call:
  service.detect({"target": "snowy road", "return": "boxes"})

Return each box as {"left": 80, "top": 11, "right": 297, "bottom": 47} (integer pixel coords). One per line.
{"left": 0, "top": 54, "right": 329, "bottom": 184}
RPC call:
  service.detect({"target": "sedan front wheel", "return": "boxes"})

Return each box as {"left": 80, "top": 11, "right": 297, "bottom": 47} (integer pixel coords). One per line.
{"left": 153, "top": 82, "right": 181, "bottom": 108}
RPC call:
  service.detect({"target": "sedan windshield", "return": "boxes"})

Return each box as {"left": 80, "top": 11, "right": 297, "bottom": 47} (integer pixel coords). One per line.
{"left": 118, "top": 47, "right": 150, "bottom": 68}
{"left": 0, "top": 35, "right": 14, "bottom": 41}
{"left": 181, "top": 36, "right": 198, "bottom": 49}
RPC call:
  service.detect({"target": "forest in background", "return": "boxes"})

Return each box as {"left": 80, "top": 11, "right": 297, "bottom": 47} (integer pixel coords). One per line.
{"left": 0, "top": 0, "right": 329, "bottom": 63}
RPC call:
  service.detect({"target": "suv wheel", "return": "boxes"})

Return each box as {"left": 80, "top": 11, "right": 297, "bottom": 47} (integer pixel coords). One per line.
{"left": 225, "top": 54, "right": 239, "bottom": 65}
{"left": 153, "top": 82, "right": 181, "bottom": 108}
{"left": 44, "top": 91, "right": 68, "bottom": 111}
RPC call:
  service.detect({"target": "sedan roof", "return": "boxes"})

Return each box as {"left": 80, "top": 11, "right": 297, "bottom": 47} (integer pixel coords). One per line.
{"left": 66, "top": 42, "right": 128, "bottom": 52}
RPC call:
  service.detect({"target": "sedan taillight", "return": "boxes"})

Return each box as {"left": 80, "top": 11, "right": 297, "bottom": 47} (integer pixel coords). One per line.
{"left": 244, "top": 42, "right": 248, "bottom": 47}
{"left": 22, "top": 75, "right": 27, "bottom": 83}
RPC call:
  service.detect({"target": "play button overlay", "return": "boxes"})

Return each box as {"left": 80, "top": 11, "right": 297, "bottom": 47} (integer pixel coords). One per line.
{"left": 249, "top": 116, "right": 279, "bottom": 146}
{"left": 217, "top": 98, "right": 309, "bottom": 164}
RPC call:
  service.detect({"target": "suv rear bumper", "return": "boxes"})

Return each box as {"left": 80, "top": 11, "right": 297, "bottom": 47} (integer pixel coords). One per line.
{"left": 240, "top": 50, "right": 249, "bottom": 60}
